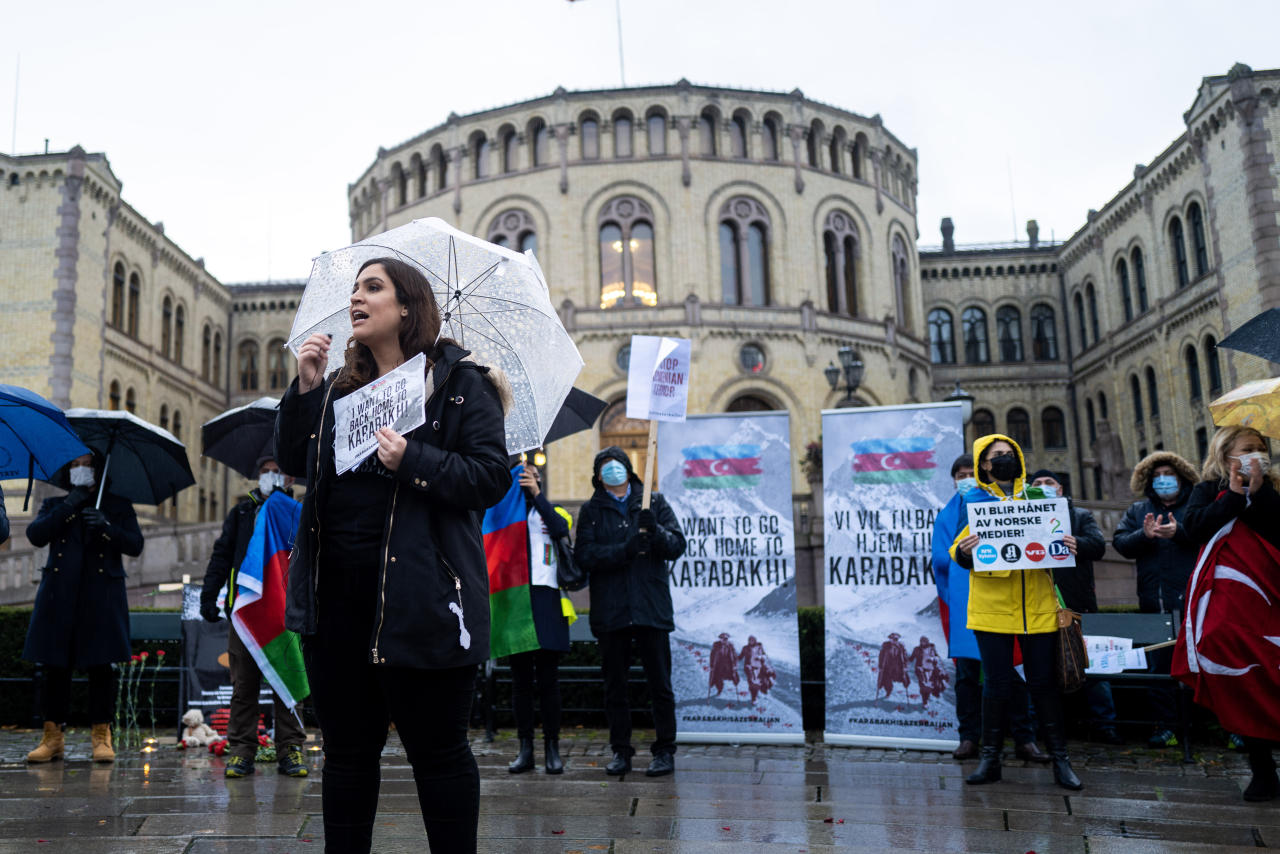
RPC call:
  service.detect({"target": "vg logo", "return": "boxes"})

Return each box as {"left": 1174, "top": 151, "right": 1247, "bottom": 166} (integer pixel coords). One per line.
{"left": 1025, "top": 542, "right": 1047, "bottom": 563}
{"left": 1049, "top": 540, "right": 1072, "bottom": 561}
{"left": 975, "top": 543, "right": 998, "bottom": 565}
{"left": 1000, "top": 543, "right": 1022, "bottom": 563}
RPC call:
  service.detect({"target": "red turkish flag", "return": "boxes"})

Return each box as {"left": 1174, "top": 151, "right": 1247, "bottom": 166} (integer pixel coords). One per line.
{"left": 1173, "top": 516, "right": 1280, "bottom": 741}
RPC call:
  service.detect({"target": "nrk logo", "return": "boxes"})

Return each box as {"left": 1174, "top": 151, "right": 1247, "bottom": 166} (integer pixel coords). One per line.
{"left": 1000, "top": 543, "right": 1023, "bottom": 563}
{"left": 975, "top": 543, "right": 998, "bottom": 565}
{"left": 1025, "top": 542, "right": 1047, "bottom": 563}
{"left": 1049, "top": 540, "right": 1072, "bottom": 561}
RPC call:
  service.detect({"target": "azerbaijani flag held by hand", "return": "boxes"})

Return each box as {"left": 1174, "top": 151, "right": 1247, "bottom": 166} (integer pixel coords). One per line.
{"left": 851, "top": 438, "right": 936, "bottom": 484}
{"left": 681, "top": 444, "right": 762, "bottom": 489}
{"left": 483, "top": 465, "right": 539, "bottom": 659}
{"left": 231, "top": 491, "right": 308, "bottom": 718}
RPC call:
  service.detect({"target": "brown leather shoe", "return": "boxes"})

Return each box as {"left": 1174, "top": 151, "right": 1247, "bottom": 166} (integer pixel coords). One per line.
{"left": 27, "top": 722, "right": 64, "bottom": 763}
{"left": 91, "top": 723, "right": 115, "bottom": 763}
{"left": 1015, "top": 741, "right": 1051, "bottom": 763}
{"left": 952, "top": 739, "right": 978, "bottom": 760}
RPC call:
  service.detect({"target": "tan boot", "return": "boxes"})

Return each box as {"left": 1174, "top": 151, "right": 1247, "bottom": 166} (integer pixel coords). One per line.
{"left": 91, "top": 723, "right": 115, "bottom": 763}
{"left": 27, "top": 721, "right": 64, "bottom": 763}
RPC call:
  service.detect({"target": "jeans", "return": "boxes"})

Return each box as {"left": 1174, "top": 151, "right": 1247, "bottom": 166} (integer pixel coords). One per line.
{"left": 955, "top": 656, "right": 1038, "bottom": 743}
{"left": 1085, "top": 680, "right": 1117, "bottom": 727}
{"left": 228, "top": 626, "right": 306, "bottom": 759}
{"left": 509, "top": 649, "right": 562, "bottom": 740}
{"left": 596, "top": 625, "right": 677, "bottom": 758}
{"left": 42, "top": 664, "right": 114, "bottom": 724}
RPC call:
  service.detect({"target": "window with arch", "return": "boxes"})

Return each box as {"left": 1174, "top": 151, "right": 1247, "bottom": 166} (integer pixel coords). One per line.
{"left": 1185, "top": 345, "right": 1202, "bottom": 400}
{"left": 1086, "top": 282, "right": 1101, "bottom": 343}
{"left": 125, "top": 387, "right": 137, "bottom": 414}
{"left": 996, "top": 306, "right": 1024, "bottom": 362}
{"left": 432, "top": 145, "right": 448, "bottom": 190}
{"left": 1042, "top": 407, "right": 1067, "bottom": 449}
{"left": 1030, "top": 304, "right": 1058, "bottom": 360}
{"left": 108, "top": 380, "right": 121, "bottom": 411}
{"left": 411, "top": 153, "right": 426, "bottom": 198}
{"left": 697, "top": 110, "right": 716, "bottom": 157}
{"left": 972, "top": 408, "right": 996, "bottom": 438}
{"left": 1188, "top": 202, "right": 1208, "bottom": 276}
{"left": 471, "top": 133, "right": 490, "bottom": 180}
{"left": 761, "top": 116, "right": 780, "bottom": 161}
{"left": 598, "top": 197, "right": 657, "bottom": 308}
{"left": 718, "top": 197, "right": 771, "bottom": 306}
{"left": 392, "top": 163, "right": 406, "bottom": 206}
{"left": 172, "top": 409, "right": 182, "bottom": 441}
{"left": 1117, "top": 257, "right": 1133, "bottom": 322}
{"left": 111, "top": 262, "right": 126, "bottom": 328}
{"left": 1130, "top": 374, "right": 1144, "bottom": 424}
{"left": 807, "top": 123, "right": 821, "bottom": 167}
{"left": 213, "top": 332, "right": 222, "bottom": 386}
{"left": 726, "top": 394, "right": 775, "bottom": 413}
{"left": 1007, "top": 408, "right": 1032, "bottom": 450}
{"left": 173, "top": 305, "right": 185, "bottom": 365}
{"left": 891, "top": 236, "right": 911, "bottom": 329}
{"left": 822, "top": 211, "right": 860, "bottom": 316}
{"left": 1074, "top": 292, "right": 1088, "bottom": 349}
{"left": 531, "top": 119, "right": 552, "bottom": 166}
{"left": 646, "top": 112, "right": 666, "bottom": 156}
{"left": 908, "top": 367, "right": 919, "bottom": 400}
{"left": 729, "top": 113, "right": 748, "bottom": 159}
{"left": 1086, "top": 398, "right": 1097, "bottom": 445}
{"left": 161, "top": 296, "right": 173, "bottom": 358}
{"left": 580, "top": 115, "right": 600, "bottom": 160}
{"left": 829, "top": 130, "right": 845, "bottom": 175}
{"left": 501, "top": 127, "right": 518, "bottom": 173}
{"left": 264, "top": 338, "right": 285, "bottom": 390}
{"left": 488, "top": 209, "right": 538, "bottom": 257}
{"left": 927, "top": 308, "right": 955, "bottom": 364}
{"left": 598, "top": 398, "right": 651, "bottom": 480}
{"left": 238, "top": 340, "right": 259, "bottom": 392}
{"left": 962, "top": 307, "right": 989, "bottom": 364}
{"left": 1205, "top": 335, "right": 1223, "bottom": 396}
{"left": 1169, "top": 216, "right": 1189, "bottom": 287}
{"left": 613, "top": 112, "right": 633, "bottom": 158}
{"left": 159, "top": 403, "right": 169, "bottom": 431}
{"left": 127, "top": 273, "right": 141, "bottom": 337}
{"left": 1098, "top": 391, "right": 1108, "bottom": 421}
{"left": 1132, "top": 247, "right": 1148, "bottom": 312}
{"left": 201, "top": 324, "right": 212, "bottom": 379}
{"left": 1145, "top": 366, "right": 1160, "bottom": 418}
{"left": 852, "top": 133, "right": 867, "bottom": 180}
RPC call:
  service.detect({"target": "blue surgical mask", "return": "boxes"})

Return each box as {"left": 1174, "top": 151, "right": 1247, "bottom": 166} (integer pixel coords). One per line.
{"left": 1152, "top": 474, "right": 1180, "bottom": 498}
{"left": 955, "top": 477, "right": 977, "bottom": 495}
{"left": 600, "top": 460, "right": 629, "bottom": 487}
{"left": 1037, "top": 485, "right": 1058, "bottom": 499}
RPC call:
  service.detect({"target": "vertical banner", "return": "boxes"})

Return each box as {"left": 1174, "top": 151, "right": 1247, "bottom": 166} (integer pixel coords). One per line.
{"left": 658, "top": 412, "right": 803, "bottom": 744}
{"left": 822, "top": 402, "right": 964, "bottom": 749}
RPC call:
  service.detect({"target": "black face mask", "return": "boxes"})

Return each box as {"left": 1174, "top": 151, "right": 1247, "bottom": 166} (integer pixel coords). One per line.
{"left": 989, "top": 454, "right": 1020, "bottom": 482}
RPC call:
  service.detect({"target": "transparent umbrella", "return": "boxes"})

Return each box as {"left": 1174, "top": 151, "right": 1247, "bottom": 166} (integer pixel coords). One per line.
{"left": 286, "top": 218, "right": 582, "bottom": 454}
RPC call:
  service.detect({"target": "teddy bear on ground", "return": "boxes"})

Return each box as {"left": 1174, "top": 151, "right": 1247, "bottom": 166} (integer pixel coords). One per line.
{"left": 180, "top": 708, "right": 225, "bottom": 749}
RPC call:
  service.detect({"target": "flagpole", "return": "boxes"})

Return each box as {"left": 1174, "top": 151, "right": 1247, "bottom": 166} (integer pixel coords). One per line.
{"left": 615, "top": 0, "right": 626, "bottom": 87}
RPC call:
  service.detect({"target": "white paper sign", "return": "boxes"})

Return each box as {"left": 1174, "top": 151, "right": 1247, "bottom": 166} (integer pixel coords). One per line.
{"left": 965, "top": 497, "right": 1077, "bottom": 571}
{"left": 1086, "top": 647, "right": 1148, "bottom": 674}
{"left": 626, "top": 335, "right": 691, "bottom": 423}
{"left": 332, "top": 352, "right": 427, "bottom": 475}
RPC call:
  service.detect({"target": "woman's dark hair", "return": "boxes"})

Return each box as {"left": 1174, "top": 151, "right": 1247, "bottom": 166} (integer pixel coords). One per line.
{"left": 333, "top": 257, "right": 453, "bottom": 394}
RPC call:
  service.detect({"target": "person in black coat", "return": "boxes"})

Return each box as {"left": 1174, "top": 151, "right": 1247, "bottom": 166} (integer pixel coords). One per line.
{"left": 23, "top": 452, "right": 143, "bottom": 763}
{"left": 0, "top": 483, "right": 9, "bottom": 544}
{"left": 1112, "top": 451, "right": 1200, "bottom": 747}
{"left": 575, "top": 446, "right": 686, "bottom": 778}
{"left": 277, "top": 257, "right": 509, "bottom": 854}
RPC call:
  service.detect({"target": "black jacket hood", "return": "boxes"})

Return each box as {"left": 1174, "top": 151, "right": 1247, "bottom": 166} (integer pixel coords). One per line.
{"left": 592, "top": 445, "right": 642, "bottom": 491}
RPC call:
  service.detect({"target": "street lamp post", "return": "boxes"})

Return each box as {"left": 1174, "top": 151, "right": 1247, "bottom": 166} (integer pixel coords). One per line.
{"left": 944, "top": 380, "right": 975, "bottom": 425}
{"left": 824, "top": 346, "right": 865, "bottom": 408}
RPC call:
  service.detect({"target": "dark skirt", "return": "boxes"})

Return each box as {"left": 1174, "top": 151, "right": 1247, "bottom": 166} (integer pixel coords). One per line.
{"left": 530, "top": 586, "right": 570, "bottom": 653}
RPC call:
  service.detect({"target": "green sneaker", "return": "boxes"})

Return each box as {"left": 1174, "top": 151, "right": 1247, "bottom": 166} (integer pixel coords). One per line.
{"left": 1147, "top": 729, "right": 1178, "bottom": 749}
{"left": 277, "top": 745, "right": 308, "bottom": 777}
{"left": 1228, "top": 733, "right": 1246, "bottom": 751}
{"left": 224, "top": 755, "right": 255, "bottom": 778}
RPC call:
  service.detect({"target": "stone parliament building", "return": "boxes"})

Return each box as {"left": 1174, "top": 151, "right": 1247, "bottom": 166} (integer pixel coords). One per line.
{"left": 2, "top": 64, "right": 1278, "bottom": 605}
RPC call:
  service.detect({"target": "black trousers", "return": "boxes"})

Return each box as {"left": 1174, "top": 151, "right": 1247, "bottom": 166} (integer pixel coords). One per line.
{"left": 227, "top": 625, "right": 306, "bottom": 759}
{"left": 43, "top": 664, "right": 114, "bottom": 724}
{"left": 1146, "top": 645, "right": 1178, "bottom": 728}
{"left": 955, "top": 656, "right": 1039, "bottom": 743}
{"left": 509, "top": 649, "right": 561, "bottom": 740}
{"left": 596, "top": 625, "right": 677, "bottom": 758}
{"left": 973, "top": 631, "right": 1056, "bottom": 699}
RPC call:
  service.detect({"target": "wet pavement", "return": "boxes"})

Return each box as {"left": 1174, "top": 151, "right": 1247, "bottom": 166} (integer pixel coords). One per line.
{"left": 0, "top": 726, "right": 1272, "bottom": 852}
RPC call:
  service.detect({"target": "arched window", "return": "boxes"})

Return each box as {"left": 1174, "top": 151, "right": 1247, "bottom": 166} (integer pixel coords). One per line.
{"left": 501, "top": 127, "right": 518, "bottom": 173}
{"left": 598, "top": 398, "right": 651, "bottom": 479}
{"left": 1132, "top": 247, "right": 1148, "bottom": 312}
{"left": 1117, "top": 257, "right": 1133, "bottom": 322}
{"left": 1145, "top": 366, "right": 1160, "bottom": 418}
{"left": 761, "top": 116, "right": 780, "bottom": 161}
{"left": 1169, "top": 216, "right": 1189, "bottom": 287}
{"left": 431, "top": 145, "right": 448, "bottom": 191}
{"left": 1189, "top": 202, "right": 1208, "bottom": 276}
{"left": 161, "top": 296, "right": 173, "bottom": 358}
{"left": 927, "top": 308, "right": 955, "bottom": 364}
{"left": 697, "top": 110, "right": 716, "bottom": 157}
{"left": 1098, "top": 391, "right": 1108, "bottom": 421}
{"left": 127, "top": 273, "right": 140, "bottom": 337}
{"left": 1007, "top": 408, "right": 1032, "bottom": 450}
{"left": 108, "top": 380, "right": 121, "bottom": 410}
{"left": 1030, "top": 304, "right": 1058, "bottom": 360}
{"left": 1205, "top": 335, "right": 1223, "bottom": 396}
{"left": 1073, "top": 292, "right": 1088, "bottom": 349}
{"left": 729, "top": 113, "right": 748, "bottom": 159}
{"left": 807, "top": 125, "right": 821, "bottom": 167}
{"left": 391, "top": 162, "right": 406, "bottom": 206}
{"left": 1085, "top": 398, "right": 1097, "bottom": 445}
{"left": 613, "top": 112, "right": 633, "bottom": 158}
{"left": 892, "top": 236, "right": 911, "bottom": 328}
{"left": 471, "top": 133, "right": 490, "bottom": 180}
{"left": 822, "top": 210, "right": 860, "bottom": 316}
{"left": 159, "top": 404, "right": 169, "bottom": 431}
{"left": 646, "top": 112, "right": 666, "bottom": 156}
{"left": 852, "top": 133, "right": 867, "bottom": 180}
{"left": 718, "top": 197, "right": 771, "bottom": 306}
{"left": 972, "top": 408, "right": 996, "bottom": 438}
{"left": 201, "top": 324, "right": 212, "bottom": 379}
{"left": 580, "top": 115, "right": 600, "bottom": 160}
{"left": 726, "top": 394, "right": 774, "bottom": 413}
{"left": 598, "top": 197, "right": 656, "bottom": 308}
{"left": 487, "top": 209, "right": 538, "bottom": 256}
{"left": 996, "top": 306, "right": 1024, "bottom": 362}
{"left": 213, "top": 332, "right": 222, "bottom": 386}
{"left": 172, "top": 409, "right": 182, "bottom": 441}
{"left": 111, "top": 262, "right": 126, "bottom": 328}
{"left": 1042, "top": 407, "right": 1067, "bottom": 449}
{"left": 1086, "top": 282, "right": 1100, "bottom": 343}
{"left": 829, "top": 129, "right": 845, "bottom": 175}
{"left": 238, "top": 340, "right": 259, "bottom": 392}
{"left": 410, "top": 153, "right": 426, "bottom": 198}
{"left": 125, "top": 387, "right": 137, "bottom": 414}
{"left": 1185, "top": 345, "right": 1202, "bottom": 400}
{"left": 267, "top": 338, "right": 288, "bottom": 390}
{"left": 1130, "top": 374, "right": 1144, "bottom": 425}
{"left": 962, "top": 307, "right": 989, "bottom": 364}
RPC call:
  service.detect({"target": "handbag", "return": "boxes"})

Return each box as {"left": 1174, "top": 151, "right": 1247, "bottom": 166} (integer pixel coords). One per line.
{"left": 553, "top": 534, "right": 587, "bottom": 592}
{"left": 1054, "top": 584, "right": 1088, "bottom": 693}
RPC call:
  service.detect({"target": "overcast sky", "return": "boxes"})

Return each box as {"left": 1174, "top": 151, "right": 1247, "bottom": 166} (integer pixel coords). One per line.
{"left": 6, "top": 1, "right": 1278, "bottom": 283}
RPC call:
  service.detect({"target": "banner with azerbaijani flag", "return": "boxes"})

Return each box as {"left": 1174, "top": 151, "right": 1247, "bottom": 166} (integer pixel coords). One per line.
{"left": 822, "top": 402, "right": 964, "bottom": 749}
{"left": 657, "top": 412, "right": 803, "bottom": 744}
{"left": 483, "top": 465, "right": 540, "bottom": 659}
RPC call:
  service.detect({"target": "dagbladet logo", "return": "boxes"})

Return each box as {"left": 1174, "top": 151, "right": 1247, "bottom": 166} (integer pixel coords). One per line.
{"left": 1025, "top": 542, "right": 1046, "bottom": 562}
{"left": 1049, "top": 540, "right": 1072, "bottom": 561}
{"left": 976, "top": 543, "right": 998, "bottom": 565}
{"left": 1000, "top": 543, "right": 1023, "bottom": 563}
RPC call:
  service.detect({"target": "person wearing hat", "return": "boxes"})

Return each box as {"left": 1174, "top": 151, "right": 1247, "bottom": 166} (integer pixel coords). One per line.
{"left": 200, "top": 455, "right": 307, "bottom": 779}
{"left": 708, "top": 632, "right": 739, "bottom": 697}
{"left": 574, "top": 447, "right": 687, "bottom": 777}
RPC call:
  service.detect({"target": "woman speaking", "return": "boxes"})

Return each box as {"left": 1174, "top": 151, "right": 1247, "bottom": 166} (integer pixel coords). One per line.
{"left": 276, "top": 257, "right": 510, "bottom": 853}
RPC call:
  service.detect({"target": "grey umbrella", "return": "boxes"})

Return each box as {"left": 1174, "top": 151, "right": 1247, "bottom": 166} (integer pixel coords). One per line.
{"left": 1217, "top": 308, "right": 1280, "bottom": 364}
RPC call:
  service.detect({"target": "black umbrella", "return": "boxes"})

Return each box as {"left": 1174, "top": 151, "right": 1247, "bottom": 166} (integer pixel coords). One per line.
{"left": 543, "top": 388, "right": 608, "bottom": 445}
{"left": 62, "top": 408, "right": 195, "bottom": 507}
{"left": 1217, "top": 308, "right": 1280, "bottom": 364}
{"left": 202, "top": 397, "right": 286, "bottom": 480}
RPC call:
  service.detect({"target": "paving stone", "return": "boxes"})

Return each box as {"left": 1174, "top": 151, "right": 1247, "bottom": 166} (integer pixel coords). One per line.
{"left": 0, "top": 839, "right": 188, "bottom": 854}
{"left": 1084, "top": 839, "right": 1266, "bottom": 854}
{"left": 138, "top": 813, "right": 306, "bottom": 837}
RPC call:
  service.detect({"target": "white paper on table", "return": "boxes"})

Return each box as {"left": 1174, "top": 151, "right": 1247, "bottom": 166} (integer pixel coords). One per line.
{"left": 332, "top": 352, "right": 427, "bottom": 474}
{"left": 1085, "top": 646, "right": 1148, "bottom": 674}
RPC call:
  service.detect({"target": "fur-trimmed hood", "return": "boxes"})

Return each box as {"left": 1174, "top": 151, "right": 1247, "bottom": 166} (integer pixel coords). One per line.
{"left": 478, "top": 363, "right": 514, "bottom": 416}
{"left": 1129, "top": 451, "right": 1198, "bottom": 495}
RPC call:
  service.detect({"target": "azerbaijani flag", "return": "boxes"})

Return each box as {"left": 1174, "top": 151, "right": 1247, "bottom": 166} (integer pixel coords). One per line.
{"left": 230, "top": 491, "right": 309, "bottom": 718}
{"left": 483, "top": 465, "right": 539, "bottom": 659}
{"left": 681, "top": 444, "right": 762, "bottom": 489}
{"left": 851, "top": 437, "right": 936, "bottom": 484}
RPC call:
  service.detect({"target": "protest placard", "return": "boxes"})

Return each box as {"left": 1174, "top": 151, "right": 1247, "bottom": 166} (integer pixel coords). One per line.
{"left": 332, "top": 352, "right": 427, "bottom": 474}
{"left": 965, "top": 497, "right": 1077, "bottom": 571}
{"left": 626, "top": 335, "right": 691, "bottom": 423}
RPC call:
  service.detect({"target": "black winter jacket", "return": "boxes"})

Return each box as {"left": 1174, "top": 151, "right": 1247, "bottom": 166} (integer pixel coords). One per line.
{"left": 201, "top": 489, "right": 267, "bottom": 618}
{"left": 0, "top": 484, "right": 8, "bottom": 544}
{"left": 1054, "top": 501, "right": 1107, "bottom": 614}
{"left": 1113, "top": 483, "right": 1198, "bottom": 614}
{"left": 576, "top": 477, "right": 686, "bottom": 634}
{"left": 1184, "top": 478, "right": 1280, "bottom": 553}
{"left": 274, "top": 343, "right": 510, "bottom": 669}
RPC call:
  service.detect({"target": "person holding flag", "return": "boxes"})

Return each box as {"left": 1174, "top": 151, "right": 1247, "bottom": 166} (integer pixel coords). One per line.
{"left": 200, "top": 456, "right": 307, "bottom": 778}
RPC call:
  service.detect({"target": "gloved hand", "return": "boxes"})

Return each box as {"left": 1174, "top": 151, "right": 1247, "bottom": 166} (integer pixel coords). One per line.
{"left": 81, "top": 508, "right": 109, "bottom": 536}
{"left": 64, "top": 486, "right": 93, "bottom": 510}
{"left": 627, "top": 532, "right": 651, "bottom": 558}
{"left": 637, "top": 508, "right": 655, "bottom": 532}
{"left": 200, "top": 602, "right": 222, "bottom": 623}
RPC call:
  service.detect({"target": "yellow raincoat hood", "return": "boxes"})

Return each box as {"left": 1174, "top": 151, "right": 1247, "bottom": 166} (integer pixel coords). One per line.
{"left": 972, "top": 433, "right": 1029, "bottom": 499}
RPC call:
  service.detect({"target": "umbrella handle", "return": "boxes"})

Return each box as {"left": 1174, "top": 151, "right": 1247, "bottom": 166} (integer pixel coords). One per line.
{"left": 96, "top": 452, "right": 111, "bottom": 509}
{"left": 23, "top": 454, "right": 33, "bottom": 512}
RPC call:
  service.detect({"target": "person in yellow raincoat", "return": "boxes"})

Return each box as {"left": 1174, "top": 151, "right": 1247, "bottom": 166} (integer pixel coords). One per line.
{"left": 950, "top": 434, "right": 1083, "bottom": 791}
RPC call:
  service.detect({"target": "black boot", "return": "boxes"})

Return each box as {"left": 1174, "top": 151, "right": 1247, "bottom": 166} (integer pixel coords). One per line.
{"left": 508, "top": 738, "right": 535, "bottom": 774}
{"left": 544, "top": 737, "right": 564, "bottom": 775}
{"left": 1244, "top": 740, "right": 1278, "bottom": 802}
{"left": 965, "top": 696, "right": 1006, "bottom": 785}
{"left": 1032, "top": 690, "right": 1082, "bottom": 791}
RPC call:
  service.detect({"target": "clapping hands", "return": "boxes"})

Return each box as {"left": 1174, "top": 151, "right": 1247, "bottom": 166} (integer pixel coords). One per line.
{"left": 1142, "top": 512, "right": 1178, "bottom": 539}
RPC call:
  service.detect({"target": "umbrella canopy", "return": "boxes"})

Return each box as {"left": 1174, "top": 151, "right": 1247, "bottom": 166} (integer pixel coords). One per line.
{"left": 1217, "top": 308, "right": 1280, "bottom": 364}
{"left": 62, "top": 408, "right": 195, "bottom": 506}
{"left": 543, "top": 388, "right": 609, "bottom": 445}
{"left": 287, "top": 217, "right": 583, "bottom": 454}
{"left": 1209, "top": 377, "right": 1280, "bottom": 438}
{"left": 202, "top": 397, "right": 288, "bottom": 480}
{"left": 0, "top": 384, "right": 91, "bottom": 483}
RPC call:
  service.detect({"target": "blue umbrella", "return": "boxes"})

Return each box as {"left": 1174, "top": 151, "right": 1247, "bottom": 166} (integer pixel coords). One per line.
{"left": 0, "top": 384, "right": 91, "bottom": 509}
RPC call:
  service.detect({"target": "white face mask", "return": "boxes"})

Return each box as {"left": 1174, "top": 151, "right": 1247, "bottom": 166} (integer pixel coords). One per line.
{"left": 69, "top": 465, "right": 95, "bottom": 488}
{"left": 258, "top": 472, "right": 285, "bottom": 495}
{"left": 1037, "top": 484, "right": 1058, "bottom": 499}
{"left": 1234, "top": 452, "right": 1272, "bottom": 476}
